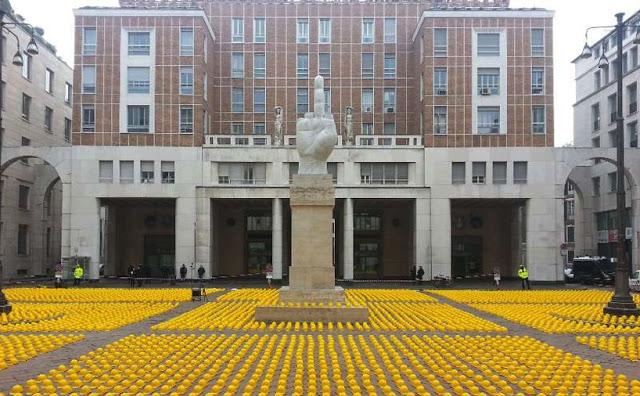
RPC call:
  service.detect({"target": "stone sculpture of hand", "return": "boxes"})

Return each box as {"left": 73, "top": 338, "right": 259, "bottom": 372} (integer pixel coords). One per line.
{"left": 296, "top": 75, "right": 338, "bottom": 175}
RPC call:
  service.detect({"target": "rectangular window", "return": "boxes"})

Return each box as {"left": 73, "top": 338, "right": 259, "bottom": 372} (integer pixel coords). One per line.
{"left": 622, "top": 52, "right": 629, "bottom": 74}
{"left": 232, "top": 18, "right": 244, "bottom": 43}
{"left": 319, "top": 19, "right": 331, "bottom": 43}
{"left": 608, "top": 172, "right": 617, "bottom": 192}
{"left": 361, "top": 53, "right": 374, "bottom": 78}
{"left": 218, "top": 163, "right": 266, "bottom": 185}
{"left": 231, "top": 87, "right": 244, "bottom": 113}
{"left": 362, "top": 19, "right": 374, "bottom": 43}
{"left": 127, "top": 67, "right": 150, "bottom": 94}
{"left": 231, "top": 53, "right": 244, "bottom": 78}
{"left": 434, "top": 28, "right": 447, "bottom": 56}
{"left": 628, "top": 121, "right": 638, "bottom": 148}
{"left": 513, "top": 161, "right": 528, "bottom": 184}
{"left": 128, "top": 31, "right": 150, "bottom": 56}
{"left": 531, "top": 29, "right": 544, "bottom": 56}
{"left": 360, "top": 163, "right": 408, "bottom": 185}
{"left": 45, "top": 68, "right": 54, "bottom": 93}
{"left": 83, "top": 27, "right": 97, "bottom": 55}
{"left": 82, "top": 105, "right": 95, "bottom": 132}
{"left": 297, "top": 53, "right": 309, "bottom": 78}
{"left": 592, "top": 103, "right": 600, "bottom": 131}
{"left": 20, "top": 137, "right": 30, "bottom": 165}
{"left": 319, "top": 53, "right": 330, "bottom": 77}
{"left": 362, "top": 123, "right": 374, "bottom": 135}
{"left": 361, "top": 88, "right": 374, "bottom": 113}
{"left": 64, "top": 118, "right": 71, "bottom": 142}
{"left": 140, "top": 161, "right": 154, "bottom": 183}
{"left": 254, "top": 123, "right": 266, "bottom": 135}
{"left": 631, "top": 47, "right": 638, "bottom": 69}
{"left": 296, "top": 88, "right": 308, "bottom": 114}
{"left": 594, "top": 70, "right": 601, "bottom": 90}
{"left": 180, "top": 66, "right": 194, "bottom": 95}
{"left": 17, "top": 225, "right": 28, "bottom": 256}
{"left": 477, "top": 33, "right": 500, "bottom": 56}
{"left": 324, "top": 88, "right": 331, "bottom": 113}
{"left": 99, "top": 160, "right": 113, "bottom": 183}
{"left": 592, "top": 177, "right": 600, "bottom": 196}
{"left": 477, "top": 106, "right": 500, "bottom": 134}
{"left": 602, "top": 64, "right": 610, "bottom": 85}
{"left": 254, "top": 53, "right": 265, "bottom": 78}
{"left": 383, "top": 89, "right": 395, "bottom": 113}
{"left": 44, "top": 107, "right": 53, "bottom": 131}
{"left": 452, "top": 162, "right": 465, "bottom": 184}
{"left": 297, "top": 19, "right": 309, "bottom": 43}
{"left": 127, "top": 105, "right": 150, "bottom": 133}
{"left": 254, "top": 88, "right": 266, "bottom": 113}
{"left": 627, "top": 82, "right": 637, "bottom": 114}
{"left": 493, "top": 162, "right": 507, "bottom": 184}
{"left": 592, "top": 136, "right": 600, "bottom": 148}
{"left": 532, "top": 106, "right": 546, "bottom": 134}
{"left": 253, "top": 18, "right": 266, "bottom": 43}
{"left": 161, "top": 161, "right": 175, "bottom": 184}
{"left": 22, "top": 53, "right": 31, "bottom": 79}
{"left": 383, "top": 53, "right": 396, "bottom": 79}
{"left": 180, "top": 106, "right": 194, "bottom": 133}
{"left": 608, "top": 93, "right": 617, "bottom": 123}
{"left": 434, "top": 106, "right": 447, "bottom": 135}
{"left": 180, "top": 28, "right": 194, "bottom": 56}
{"left": 120, "top": 161, "right": 134, "bottom": 184}
{"left": 383, "top": 123, "right": 395, "bottom": 135}
{"left": 531, "top": 68, "right": 544, "bottom": 95}
{"left": 231, "top": 123, "right": 243, "bottom": 135}
{"left": 82, "top": 65, "right": 96, "bottom": 93}
{"left": 65, "top": 82, "right": 72, "bottom": 104}
{"left": 434, "top": 68, "right": 448, "bottom": 95}
{"left": 21, "top": 93, "right": 31, "bottom": 120}
{"left": 477, "top": 68, "right": 500, "bottom": 95}
{"left": 18, "top": 185, "right": 30, "bottom": 209}
{"left": 472, "top": 162, "right": 486, "bottom": 184}
{"left": 384, "top": 18, "right": 396, "bottom": 43}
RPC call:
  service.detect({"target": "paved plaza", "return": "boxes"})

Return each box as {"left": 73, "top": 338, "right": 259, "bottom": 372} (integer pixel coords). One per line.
{"left": 0, "top": 286, "right": 637, "bottom": 395}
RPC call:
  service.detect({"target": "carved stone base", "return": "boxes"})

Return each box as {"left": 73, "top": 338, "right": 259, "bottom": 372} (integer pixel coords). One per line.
{"left": 279, "top": 286, "right": 346, "bottom": 304}
{"left": 255, "top": 305, "right": 368, "bottom": 323}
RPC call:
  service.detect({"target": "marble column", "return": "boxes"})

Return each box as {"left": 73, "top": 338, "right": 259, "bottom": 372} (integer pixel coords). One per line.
{"left": 414, "top": 198, "right": 431, "bottom": 279}
{"left": 343, "top": 197, "right": 354, "bottom": 280}
{"left": 68, "top": 196, "right": 101, "bottom": 280}
{"left": 272, "top": 197, "right": 283, "bottom": 280}
{"left": 175, "top": 197, "right": 196, "bottom": 277}
{"left": 430, "top": 198, "right": 451, "bottom": 277}
{"left": 195, "top": 196, "right": 212, "bottom": 278}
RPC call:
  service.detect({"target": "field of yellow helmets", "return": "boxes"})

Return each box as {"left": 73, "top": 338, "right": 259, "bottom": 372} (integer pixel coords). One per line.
{"left": 429, "top": 289, "right": 639, "bottom": 305}
{"left": 4, "top": 288, "right": 206, "bottom": 303}
{"left": 577, "top": 335, "right": 640, "bottom": 362}
{"left": 0, "top": 334, "right": 83, "bottom": 371}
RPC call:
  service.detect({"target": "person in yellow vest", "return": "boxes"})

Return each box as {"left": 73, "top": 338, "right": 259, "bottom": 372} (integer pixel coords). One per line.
{"left": 518, "top": 265, "right": 531, "bottom": 290}
{"left": 73, "top": 264, "right": 84, "bottom": 287}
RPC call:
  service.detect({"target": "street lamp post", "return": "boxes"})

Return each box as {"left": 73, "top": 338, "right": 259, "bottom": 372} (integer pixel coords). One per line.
{"left": 580, "top": 13, "right": 640, "bottom": 317}
{"left": 0, "top": 0, "right": 40, "bottom": 314}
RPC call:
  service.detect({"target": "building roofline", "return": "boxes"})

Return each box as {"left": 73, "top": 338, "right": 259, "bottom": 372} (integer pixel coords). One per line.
{"left": 73, "top": 7, "right": 216, "bottom": 41}
{"left": 411, "top": 9, "right": 554, "bottom": 43}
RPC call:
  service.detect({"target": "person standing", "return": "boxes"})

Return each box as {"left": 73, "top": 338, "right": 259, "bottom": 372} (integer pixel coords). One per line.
{"left": 518, "top": 265, "right": 531, "bottom": 290}
{"left": 128, "top": 265, "right": 135, "bottom": 288}
{"left": 265, "top": 264, "right": 273, "bottom": 288}
{"left": 73, "top": 264, "right": 84, "bottom": 287}
{"left": 493, "top": 267, "right": 501, "bottom": 289}
{"left": 416, "top": 266, "right": 425, "bottom": 284}
{"left": 180, "top": 264, "right": 187, "bottom": 281}
{"left": 136, "top": 265, "right": 143, "bottom": 287}
{"left": 197, "top": 265, "right": 205, "bottom": 280}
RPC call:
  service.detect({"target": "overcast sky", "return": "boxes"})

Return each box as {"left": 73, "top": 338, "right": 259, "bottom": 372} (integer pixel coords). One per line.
{"left": 11, "top": 0, "right": 640, "bottom": 147}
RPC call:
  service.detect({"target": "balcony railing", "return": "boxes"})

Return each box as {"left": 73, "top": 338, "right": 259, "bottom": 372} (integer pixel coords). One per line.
{"left": 205, "top": 134, "right": 423, "bottom": 148}
{"left": 204, "top": 135, "right": 271, "bottom": 147}
{"left": 355, "top": 135, "right": 422, "bottom": 147}
{"left": 286, "top": 135, "right": 343, "bottom": 146}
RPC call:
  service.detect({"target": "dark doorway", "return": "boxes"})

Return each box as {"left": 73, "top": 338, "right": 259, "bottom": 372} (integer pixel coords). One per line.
{"left": 144, "top": 235, "right": 175, "bottom": 277}
{"left": 452, "top": 236, "right": 483, "bottom": 278}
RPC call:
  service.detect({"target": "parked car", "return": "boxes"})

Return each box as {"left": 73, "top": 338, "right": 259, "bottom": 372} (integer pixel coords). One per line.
{"left": 571, "top": 256, "right": 615, "bottom": 285}
{"left": 630, "top": 270, "right": 640, "bottom": 292}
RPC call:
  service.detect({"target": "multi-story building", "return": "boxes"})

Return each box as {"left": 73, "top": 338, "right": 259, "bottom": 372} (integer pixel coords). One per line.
{"left": 0, "top": 12, "right": 73, "bottom": 277}
{"left": 6, "top": 0, "right": 632, "bottom": 282}
{"left": 571, "top": 10, "right": 640, "bottom": 266}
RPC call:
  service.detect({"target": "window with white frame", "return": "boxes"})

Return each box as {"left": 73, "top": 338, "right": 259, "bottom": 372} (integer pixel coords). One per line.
{"left": 128, "top": 67, "right": 150, "bottom": 94}
{"left": 231, "top": 53, "right": 244, "bottom": 78}
{"left": 362, "top": 88, "right": 374, "bottom": 113}
{"left": 180, "top": 106, "right": 194, "bottom": 133}
{"left": 531, "top": 68, "right": 544, "bottom": 95}
{"left": 631, "top": 47, "right": 638, "bottom": 69}
{"left": 161, "top": 161, "right": 175, "bottom": 184}
{"left": 434, "top": 68, "right": 447, "bottom": 95}
{"left": 44, "top": 107, "right": 53, "bottom": 131}
{"left": 253, "top": 18, "right": 266, "bottom": 43}
{"left": 472, "top": 162, "right": 486, "bottom": 184}
{"left": 324, "top": 88, "right": 331, "bottom": 113}
{"left": 319, "top": 19, "right": 331, "bottom": 43}
{"left": 477, "top": 33, "right": 500, "bottom": 56}
{"left": 319, "top": 53, "right": 330, "bottom": 77}
{"left": 254, "top": 88, "right": 266, "bottom": 113}
{"left": 119, "top": 161, "right": 134, "bottom": 184}
{"left": 180, "top": 66, "right": 194, "bottom": 95}
{"left": 297, "top": 88, "right": 308, "bottom": 114}
{"left": 180, "top": 28, "right": 194, "bottom": 56}
{"left": 360, "top": 163, "right": 408, "bottom": 185}
{"left": 532, "top": 106, "right": 546, "bottom": 134}
{"left": 477, "top": 106, "right": 500, "bottom": 134}
{"left": 254, "top": 53, "right": 266, "bottom": 78}
{"left": 362, "top": 19, "right": 374, "bottom": 43}
{"left": 362, "top": 123, "right": 374, "bottom": 135}
{"left": 297, "top": 19, "right": 309, "bottom": 43}
{"left": 218, "top": 163, "right": 266, "bottom": 185}
{"left": 383, "top": 53, "right": 396, "bottom": 78}
{"left": 451, "top": 162, "right": 465, "bottom": 184}
{"left": 64, "top": 118, "right": 71, "bottom": 142}
{"left": 383, "top": 89, "right": 395, "bottom": 113}
{"left": 513, "top": 161, "right": 528, "bottom": 184}
{"left": 361, "top": 53, "right": 373, "bottom": 78}
{"left": 232, "top": 18, "right": 244, "bottom": 42}
{"left": 82, "top": 105, "right": 95, "bottom": 132}
{"left": 434, "top": 106, "right": 447, "bottom": 135}
{"left": 128, "top": 31, "right": 151, "bottom": 56}
{"left": 82, "top": 65, "right": 96, "bottom": 93}
{"left": 592, "top": 103, "right": 600, "bottom": 131}
{"left": 99, "top": 161, "right": 113, "bottom": 183}
{"left": 434, "top": 29, "right": 447, "bottom": 56}
{"left": 65, "top": 82, "right": 72, "bottom": 104}
{"left": 127, "top": 105, "right": 150, "bottom": 133}
{"left": 384, "top": 18, "right": 396, "bottom": 43}
{"left": 297, "top": 53, "right": 309, "bottom": 78}
{"left": 22, "top": 93, "right": 31, "bottom": 119}
{"left": 140, "top": 161, "right": 154, "bottom": 183}
{"left": 254, "top": 122, "right": 266, "bottom": 135}
{"left": 232, "top": 87, "right": 244, "bottom": 113}
{"left": 477, "top": 68, "right": 500, "bottom": 95}
{"left": 493, "top": 162, "right": 507, "bottom": 184}
{"left": 83, "top": 27, "right": 97, "bottom": 55}
{"left": 22, "top": 52, "right": 32, "bottom": 79}
{"left": 531, "top": 29, "right": 544, "bottom": 56}
{"left": 231, "top": 123, "right": 243, "bottom": 135}
{"left": 45, "top": 68, "right": 54, "bottom": 94}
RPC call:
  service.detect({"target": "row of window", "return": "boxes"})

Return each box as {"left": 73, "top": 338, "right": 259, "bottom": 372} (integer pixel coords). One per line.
{"left": 592, "top": 172, "right": 624, "bottom": 196}
{"left": 590, "top": 82, "right": 637, "bottom": 132}
{"left": 81, "top": 105, "right": 200, "bottom": 134}
{"left": 98, "top": 160, "right": 175, "bottom": 184}
{"left": 427, "top": 29, "right": 545, "bottom": 58}
{"left": 18, "top": 93, "right": 71, "bottom": 141}
{"left": 593, "top": 45, "right": 639, "bottom": 91}
{"left": 231, "top": 17, "right": 397, "bottom": 44}
{"left": 431, "top": 106, "right": 546, "bottom": 135}
{"left": 451, "top": 161, "right": 528, "bottom": 185}
{"left": 82, "top": 27, "right": 196, "bottom": 57}
{"left": 591, "top": 121, "right": 638, "bottom": 149}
